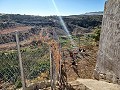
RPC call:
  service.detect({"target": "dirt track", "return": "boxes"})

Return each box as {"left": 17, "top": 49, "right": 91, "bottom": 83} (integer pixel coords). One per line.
{"left": 0, "top": 26, "right": 32, "bottom": 34}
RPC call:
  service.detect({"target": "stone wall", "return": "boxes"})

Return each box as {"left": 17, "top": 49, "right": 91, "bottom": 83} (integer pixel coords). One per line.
{"left": 94, "top": 0, "right": 120, "bottom": 84}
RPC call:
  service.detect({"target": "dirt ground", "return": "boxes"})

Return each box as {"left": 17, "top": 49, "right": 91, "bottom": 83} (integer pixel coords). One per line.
{"left": 61, "top": 45, "right": 98, "bottom": 82}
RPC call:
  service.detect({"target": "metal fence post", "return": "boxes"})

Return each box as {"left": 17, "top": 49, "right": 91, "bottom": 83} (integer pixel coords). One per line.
{"left": 15, "top": 31, "right": 26, "bottom": 90}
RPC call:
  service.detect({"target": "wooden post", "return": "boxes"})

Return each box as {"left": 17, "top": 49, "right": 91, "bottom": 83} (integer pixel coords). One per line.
{"left": 59, "top": 44, "right": 62, "bottom": 84}
{"left": 53, "top": 61, "right": 56, "bottom": 89}
{"left": 49, "top": 46, "right": 53, "bottom": 90}
{"left": 78, "top": 34, "right": 80, "bottom": 47}
{"left": 15, "top": 31, "right": 26, "bottom": 90}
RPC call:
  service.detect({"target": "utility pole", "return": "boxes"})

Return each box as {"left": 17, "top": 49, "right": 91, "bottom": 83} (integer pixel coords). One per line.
{"left": 15, "top": 31, "right": 26, "bottom": 90}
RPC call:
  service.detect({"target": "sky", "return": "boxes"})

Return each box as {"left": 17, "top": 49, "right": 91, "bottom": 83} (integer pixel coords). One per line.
{"left": 0, "top": 0, "right": 106, "bottom": 16}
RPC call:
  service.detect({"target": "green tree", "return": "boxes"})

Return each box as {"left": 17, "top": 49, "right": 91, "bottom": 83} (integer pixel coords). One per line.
{"left": 92, "top": 28, "right": 101, "bottom": 42}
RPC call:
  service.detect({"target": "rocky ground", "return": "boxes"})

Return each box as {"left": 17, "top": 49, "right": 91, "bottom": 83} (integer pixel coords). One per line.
{"left": 61, "top": 45, "right": 98, "bottom": 82}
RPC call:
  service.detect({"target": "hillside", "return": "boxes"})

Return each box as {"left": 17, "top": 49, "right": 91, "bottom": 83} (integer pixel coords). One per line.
{"left": 83, "top": 11, "right": 103, "bottom": 15}
{"left": 0, "top": 13, "right": 102, "bottom": 89}
{"left": 0, "top": 13, "right": 102, "bottom": 49}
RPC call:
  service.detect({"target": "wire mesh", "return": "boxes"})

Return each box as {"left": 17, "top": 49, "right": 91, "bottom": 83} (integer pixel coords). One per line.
{"left": 0, "top": 25, "right": 63, "bottom": 90}
{"left": 0, "top": 31, "right": 51, "bottom": 89}
{"left": 21, "top": 43, "right": 50, "bottom": 87}
{"left": 0, "top": 45, "right": 21, "bottom": 89}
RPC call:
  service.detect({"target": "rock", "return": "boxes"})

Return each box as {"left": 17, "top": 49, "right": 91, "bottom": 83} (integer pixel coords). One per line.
{"left": 95, "top": 0, "right": 120, "bottom": 85}
{"left": 93, "top": 69, "right": 99, "bottom": 80}
{"left": 99, "top": 73, "right": 106, "bottom": 80}
{"left": 106, "top": 72, "right": 113, "bottom": 83}
{"left": 112, "top": 74, "right": 118, "bottom": 84}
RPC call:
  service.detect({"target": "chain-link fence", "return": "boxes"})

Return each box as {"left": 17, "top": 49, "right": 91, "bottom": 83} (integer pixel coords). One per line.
{"left": 0, "top": 49, "right": 21, "bottom": 89}
{"left": 0, "top": 31, "right": 53, "bottom": 90}
{"left": 0, "top": 28, "right": 62, "bottom": 90}
{"left": 0, "top": 32, "right": 22, "bottom": 89}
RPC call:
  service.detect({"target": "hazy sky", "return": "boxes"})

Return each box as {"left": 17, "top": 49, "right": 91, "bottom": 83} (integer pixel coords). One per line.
{"left": 0, "top": 0, "right": 106, "bottom": 16}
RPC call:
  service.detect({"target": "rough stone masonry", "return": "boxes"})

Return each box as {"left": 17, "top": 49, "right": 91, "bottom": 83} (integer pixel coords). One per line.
{"left": 94, "top": 0, "right": 120, "bottom": 84}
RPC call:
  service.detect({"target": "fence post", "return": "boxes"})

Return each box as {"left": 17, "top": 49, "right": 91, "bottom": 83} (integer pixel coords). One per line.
{"left": 59, "top": 44, "right": 62, "bottom": 84}
{"left": 78, "top": 34, "right": 80, "bottom": 47}
{"left": 49, "top": 45, "right": 54, "bottom": 90}
{"left": 15, "top": 31, "right": 26, "bottom": 90}
{"left": 53, "top": 60, "right": 56, "bottom": 89}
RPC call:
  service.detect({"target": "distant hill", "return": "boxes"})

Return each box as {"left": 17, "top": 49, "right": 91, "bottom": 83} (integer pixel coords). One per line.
{"left": 83, "top": 11, "right": 103, "bottom": 15}
{"left": 0, "top": 13, "right": 103, "bottom": 47}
